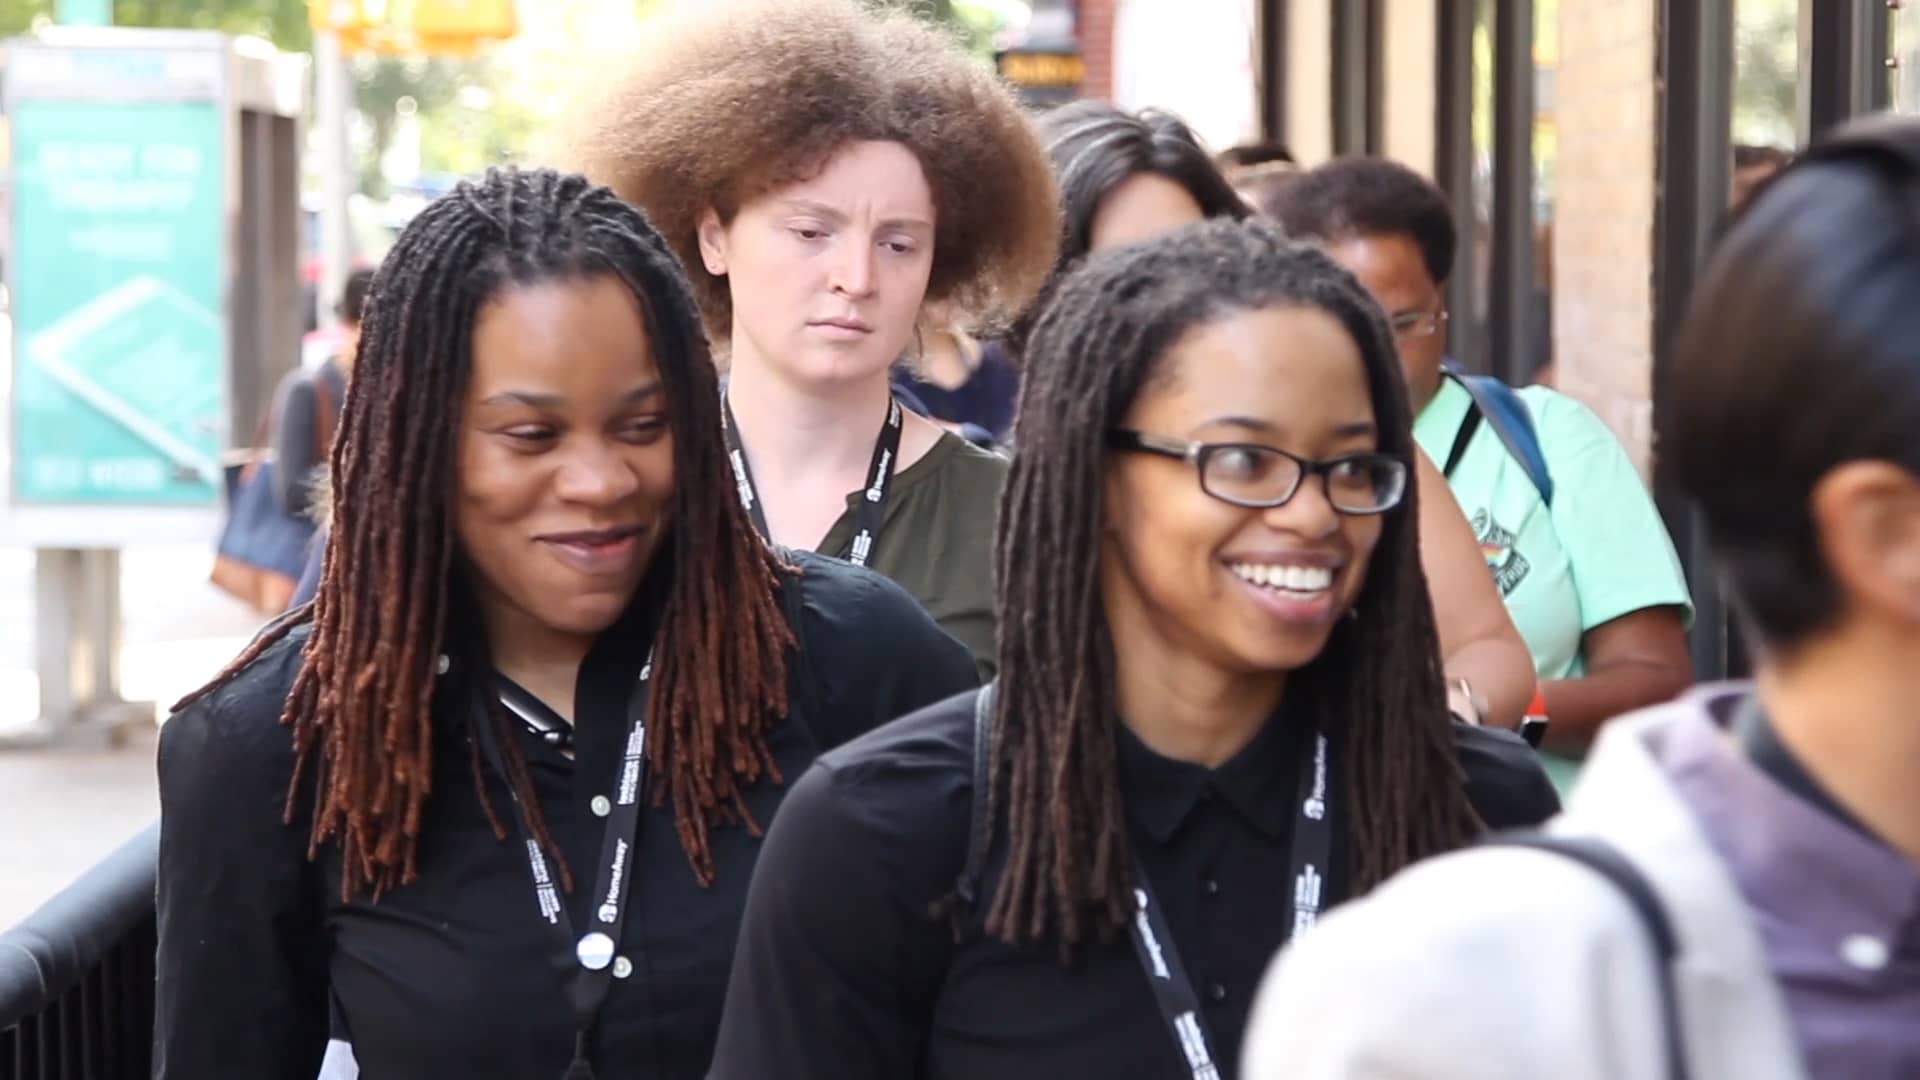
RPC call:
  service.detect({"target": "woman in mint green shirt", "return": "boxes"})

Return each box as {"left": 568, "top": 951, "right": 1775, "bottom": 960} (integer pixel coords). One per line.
{"left": 1264, "top": 157, "right": 1693, "bottom": 790}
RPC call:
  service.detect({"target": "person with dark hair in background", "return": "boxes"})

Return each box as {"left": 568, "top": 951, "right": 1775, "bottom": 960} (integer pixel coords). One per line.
{"left": 1265, "top": 157, "right": 1692, "bottom": 791}
{"left": 710, "top": 220, "right": 1558, "bottom": 1080}
{"left": 560, "top": 0, "right": 1059, "bottom": 675}
{"left": 284, "top": 271, "right": 374, "bottom": 610}
{"left": 274, "top": 269, "right": 372, "bottom": 521}
{"left": 154, "top": 168, "right": 978, "bottom": 1080}
{"left": 1029, "top": 102, "right": 1536, "bottom": 730}
{"left": 1732, "top": 142, "right": 1793, "bottom": 209}
{"left": 1245, "top": 114, "right": 1920, "bottom": 1080}
{"left": 1038, "top": 101, "right": 1251, "bottom": 269}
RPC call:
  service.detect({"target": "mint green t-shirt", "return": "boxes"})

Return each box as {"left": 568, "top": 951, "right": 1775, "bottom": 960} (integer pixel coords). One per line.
{"left": 1414, "top": 378, "right": 1691, "bottom": 792}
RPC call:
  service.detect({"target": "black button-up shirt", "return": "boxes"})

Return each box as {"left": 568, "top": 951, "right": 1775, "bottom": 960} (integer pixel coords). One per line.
{"left": 711, "top": 686, "right": 1560, "bottom": 1080}
{"left": 154, "top": 552, "right": 979, "bottom": 1080}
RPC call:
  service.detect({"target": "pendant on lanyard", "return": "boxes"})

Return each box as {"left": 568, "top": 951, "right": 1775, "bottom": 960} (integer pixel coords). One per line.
{"left": 1124, "top": 730, "right": 1333, "bottom": 1080}
{"left": 721, "top": 394, "right": 903, "bottom": 568}
{"left": 476, "top": 649, "right": 655, "bottom": 1080}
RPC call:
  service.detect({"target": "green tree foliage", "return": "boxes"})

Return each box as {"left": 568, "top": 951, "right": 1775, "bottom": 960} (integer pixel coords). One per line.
{"left": 0, "top": 0, "right": 310, "bottom": 50}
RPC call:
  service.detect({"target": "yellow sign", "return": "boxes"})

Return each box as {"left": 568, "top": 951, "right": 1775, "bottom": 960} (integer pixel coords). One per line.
{"left": 310, "top": 0, "right": 517, "bottom": 54}
{"left": 997, "top": 50, "right": 1086, "bottom": 89}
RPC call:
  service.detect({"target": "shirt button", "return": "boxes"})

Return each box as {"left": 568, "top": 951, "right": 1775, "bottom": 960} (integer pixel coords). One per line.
{"left": 590, "top": 795, "right": 612, "bottom": 818}
{"left": 1202, "top": 877, "right": 1221, "bottom": 898}
{"left": 1841, "top": 934, "right": 1890, "bottom": 972}
{"left": 1206, "top": 982, "right": 1227, "bottom": 1004}
{"left": 612, "top": 956, "right": 634, "bottom": 980}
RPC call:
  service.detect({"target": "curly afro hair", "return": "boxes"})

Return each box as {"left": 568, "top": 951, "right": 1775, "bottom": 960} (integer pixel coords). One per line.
{"left": 556, "top": 0, "right": 1061, "bottom": 342}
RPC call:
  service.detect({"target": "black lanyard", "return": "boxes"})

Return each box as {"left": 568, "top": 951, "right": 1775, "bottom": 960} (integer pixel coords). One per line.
{"left": 1124, "top": 730, "right": 1334, "bottom": 1080}
{"left": 475, "top": 648, "right": 654, "bottom": 1080}
{"left": 720, "top": 394, "right": 903, "bottom": 568}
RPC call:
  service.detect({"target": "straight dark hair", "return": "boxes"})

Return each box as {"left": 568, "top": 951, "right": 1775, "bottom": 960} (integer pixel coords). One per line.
{"left": 1039, "top": 100, "right": 1249, "bottom": 269}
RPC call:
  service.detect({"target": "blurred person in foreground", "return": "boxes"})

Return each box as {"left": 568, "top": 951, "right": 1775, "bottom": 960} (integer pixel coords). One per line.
{"left": 1243, "top": 114, "right": 1920, "bottom": 1080}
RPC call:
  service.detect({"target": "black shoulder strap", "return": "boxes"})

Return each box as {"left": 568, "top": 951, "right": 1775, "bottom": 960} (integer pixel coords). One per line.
{"left": 1484, "top": 832, "right": 1690, "bottom": 1080}
{"left": 953, "top": 681, "right": 996, "bottom": 908}
{"left": 1443, "top": 402, "right": 1485, "bottom": 478}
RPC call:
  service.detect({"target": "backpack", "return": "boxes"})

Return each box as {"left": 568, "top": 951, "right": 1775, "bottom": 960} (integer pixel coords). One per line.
{"left": 211, "top": 370, "right": 337, "bottom": 614}
{"left": 1440, "top": 364, "right": 1554, "bottom": 507}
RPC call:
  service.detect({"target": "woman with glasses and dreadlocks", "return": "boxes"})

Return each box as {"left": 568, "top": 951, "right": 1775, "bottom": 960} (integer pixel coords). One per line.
{"left": 152, "top": 169, "right": 978, "bottom": 1080}
{"left": 556, "top": 0, "right": 1059, "bottom": 677}
{"left": 1022, "top": 100, "right": 1538, "bottom": 733}
{"left": 710, "top": 220, "right": 1558, "bottom": 1080}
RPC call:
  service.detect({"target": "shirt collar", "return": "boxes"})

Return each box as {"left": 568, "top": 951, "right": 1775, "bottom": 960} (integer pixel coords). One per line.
{"left": 1116, "top": 710, "right": 1303, "bottom": 845}
{"left": 1667, "top": 689, "right": 1920, "bottom": 962}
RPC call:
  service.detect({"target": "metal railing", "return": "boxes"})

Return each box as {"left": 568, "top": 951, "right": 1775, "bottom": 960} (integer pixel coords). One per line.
{"left": 0, "top": 822, "right": 158, "bottom": 1079}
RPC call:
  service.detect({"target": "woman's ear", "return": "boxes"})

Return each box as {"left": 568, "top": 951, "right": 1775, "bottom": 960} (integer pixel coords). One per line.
{"left": 1811, "top": 461, "right": 1920, "bottom": 624}
{"left": 695, "top": 208, "right": 729, "bottom": 277}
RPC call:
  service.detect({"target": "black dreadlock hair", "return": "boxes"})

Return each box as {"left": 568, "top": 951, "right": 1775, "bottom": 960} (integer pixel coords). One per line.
{"left": 176, "top": 167, "right": 793, "bottom": 899}
{"left": 986, "top": 217, "right": 1481, "bottom": 951}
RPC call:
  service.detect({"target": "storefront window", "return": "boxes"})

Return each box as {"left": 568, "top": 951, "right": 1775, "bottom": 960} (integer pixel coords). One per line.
{"left": 1733, "top": 0, "right": 1798, "bottom": 144}
{"left": 1895, "top": 1, "right": 1920, "bottom": 114}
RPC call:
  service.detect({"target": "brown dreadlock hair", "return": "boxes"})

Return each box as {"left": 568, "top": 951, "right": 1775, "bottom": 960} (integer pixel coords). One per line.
{"left": 986, "top": 218, "right": 1482, "bottom": 951}
{"left": 174, "top": 168, "right": 792, "bottom": 899}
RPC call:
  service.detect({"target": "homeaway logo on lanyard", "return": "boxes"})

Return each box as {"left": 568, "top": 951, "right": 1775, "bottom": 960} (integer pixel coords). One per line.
{"left": 598, "top": 838, "right": 629, "bottom": 924}
{"left": 1301, "top": 734, "right": 1328, "bottom": 820}
{"left": 866, "top": 399, "right": 901, "bottom": 502}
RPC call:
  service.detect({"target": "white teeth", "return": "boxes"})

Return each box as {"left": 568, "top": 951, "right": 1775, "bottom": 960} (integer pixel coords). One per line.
{"left": 1229, "top": 563, "right": 1334, "bottom": 591}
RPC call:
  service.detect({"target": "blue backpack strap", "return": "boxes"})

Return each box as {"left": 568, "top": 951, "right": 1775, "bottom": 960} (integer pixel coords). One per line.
{"left": 1443, "top": 365, "right": 1554, "bottom": 507}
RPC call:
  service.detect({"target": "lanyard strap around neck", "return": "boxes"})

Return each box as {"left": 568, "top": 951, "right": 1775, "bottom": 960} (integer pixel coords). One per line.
{"left": 1124, "top": 729, "right": 1334, "bottom": 1079}
{"left": 720, "top": 393, "right": 903, "bottom": 568}
{"left": 475, "top": 648, "right": 654, "bottom": 1080}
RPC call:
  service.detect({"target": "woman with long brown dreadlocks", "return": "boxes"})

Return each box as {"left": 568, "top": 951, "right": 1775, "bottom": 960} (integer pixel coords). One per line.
{"left": 152, "top": 168, "right": 978, "bottom": 1080}
{"left": 710, "top": 220, "right": 1558, "bottom": 1080}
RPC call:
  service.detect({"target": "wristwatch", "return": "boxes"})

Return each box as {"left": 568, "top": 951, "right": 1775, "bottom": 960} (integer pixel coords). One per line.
{"left": 1519, "top": 686, "right": 1550, "bottom": 747}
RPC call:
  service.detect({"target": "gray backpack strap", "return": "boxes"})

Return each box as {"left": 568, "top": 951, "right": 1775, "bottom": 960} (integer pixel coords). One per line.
{"left": 1483, "top": 832, "right": 1690, "bottom": 1080}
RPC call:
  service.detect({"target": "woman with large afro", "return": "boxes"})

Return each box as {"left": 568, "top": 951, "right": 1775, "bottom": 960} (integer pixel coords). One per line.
{"left": 560, "top": 0, "right": 1061, "bottom": 676}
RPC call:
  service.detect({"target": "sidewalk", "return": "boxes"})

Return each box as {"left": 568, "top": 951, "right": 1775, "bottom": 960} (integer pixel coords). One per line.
{"left": 0, "top": 543, "right": 264, "bottom": 927}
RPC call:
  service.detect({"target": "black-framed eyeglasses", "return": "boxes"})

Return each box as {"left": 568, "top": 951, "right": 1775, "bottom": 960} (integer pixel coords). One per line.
{"left": 1107, "top": 429, "right": 1407, "bottom": 514}
{"left": 1389, "top": 308, "right": 1448, "bottom": 340}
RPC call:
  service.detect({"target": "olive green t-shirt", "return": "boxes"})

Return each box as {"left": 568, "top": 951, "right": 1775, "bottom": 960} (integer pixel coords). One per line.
{"left": 816, "top": 433, "right": 1006, "bottom": 677}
